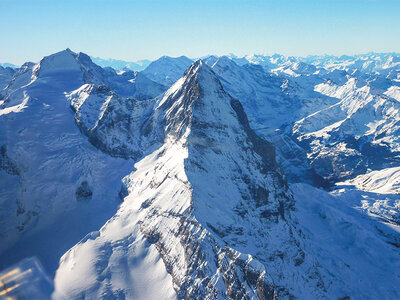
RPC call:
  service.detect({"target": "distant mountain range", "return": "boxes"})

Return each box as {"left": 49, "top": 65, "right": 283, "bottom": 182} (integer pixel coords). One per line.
{"left": 90, "top": 56, "right": 152, "bottom": 71}
{"left": 90, "top": 52, "right": 400, "bottom": 73}
{"left": 0, "top": 63, "right": 18, "bottom": 68}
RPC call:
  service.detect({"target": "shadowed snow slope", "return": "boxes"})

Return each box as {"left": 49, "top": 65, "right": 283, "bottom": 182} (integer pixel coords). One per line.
{"left": 0, "top": 49, "right": 137, "bottom": 275}
{"left": 0, "top": 66, "right": 16, "bottom": 90}
{"left": 0, "top": 49, "right": 168, "bottom": 275}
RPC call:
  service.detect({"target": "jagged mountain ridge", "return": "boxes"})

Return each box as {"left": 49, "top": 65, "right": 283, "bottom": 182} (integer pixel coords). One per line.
{"left": 0, "top": 50, "right": 400, "bottom": 299}
{"left": 54, "top": 61, "right": 327, "bottom": 299}
{"left": 201, "top": 56, "right": 337, "bottom": 186}
{"left": 54, "top": 60, "right": 400, "bottom": 299}
{"left": 143, "top": 53, "right": 400, "bottom": 184}
{"left": 201, "top": 54, "right": 400, "bottom": 183}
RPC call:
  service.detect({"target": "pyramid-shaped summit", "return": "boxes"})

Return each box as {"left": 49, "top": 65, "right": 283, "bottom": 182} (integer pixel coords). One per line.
{"left": 157, "top": 59, "right": 277, "bottom": 170}
{"left": 54, "top": 58, "right": 321, "bottom": 299}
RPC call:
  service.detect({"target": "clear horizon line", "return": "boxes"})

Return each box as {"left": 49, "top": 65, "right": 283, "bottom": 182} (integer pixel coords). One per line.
{"left": 2, "top": 48, "right": 400, "bottom": 67}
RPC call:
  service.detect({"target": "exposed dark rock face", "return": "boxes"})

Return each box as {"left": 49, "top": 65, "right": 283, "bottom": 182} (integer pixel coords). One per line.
{"left": 230, "top": 98, "right": 277, "bottom": 171}
{"left": 140, "top": 213, "right": 280, "bottom": 300}
{"left": 302, "top": 133, "right": 400, "bottom": 182}
{"left": 0, "top": 145, "right": 19, "bottom": 176}
{"left": 70, "top": 84, "right": 161, "bottom": 160}
{"left": 76, "top": 181, "right": 93, "bottom": 202}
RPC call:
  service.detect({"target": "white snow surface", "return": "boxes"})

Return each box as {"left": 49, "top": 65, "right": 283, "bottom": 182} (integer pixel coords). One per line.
{"left": 338, "top": 167, "right": 400, "bottom": 194}
{"left": 0, "top": 50, "right": 137, "bottom": 274}
{"left": 1, "top": 50, "right": 400, "bottom": 299}
{"left": 293, "top": 183, "right": 400, "bottom": 299}
{"left": 142, "top": 55, "right": 193, "bottom": 86}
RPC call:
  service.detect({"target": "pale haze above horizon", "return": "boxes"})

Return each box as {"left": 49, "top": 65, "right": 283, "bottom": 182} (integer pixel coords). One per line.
{"left": 1, "top": 0, "right": 400, "bottom": 65}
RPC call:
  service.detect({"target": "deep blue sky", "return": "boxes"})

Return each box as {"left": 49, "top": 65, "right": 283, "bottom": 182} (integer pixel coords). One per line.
{"left": 1, "top": 0, "right": 400, "bottom": 64}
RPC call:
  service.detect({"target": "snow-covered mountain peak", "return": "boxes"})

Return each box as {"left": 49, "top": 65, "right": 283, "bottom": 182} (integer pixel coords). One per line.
{"left": 0, "top": 66, "right": 16, "bottom": 90}
{"left": 32, "top": 48, "right": 82, "bottom": 78}
{"left": 183, "top": 59, "right": 226, "bottom": 93}
{"left": 211, "top": 55, "right": 239, "bottom": 70}
{"left": 24, "top": 49, "right": 166, "bottom": 101}
{"left": 31, "top": 49, "right": 112, "bottom": 86}
{"left": 90, "top": 57, "right": 152, "bottom": 71}
{"left": 202, "top": 55, "right": 219, "bottom": 66}
{"left": 54, "top": 57, "right": 317, "bottom": 298}
{"left": 142, "top": 55, "right": 193, "bottom": 86}
{"left": 158, "top": 59, "right": 220, "bottom": 103}
{"left": 156, "top": 59, "right": 242, "bottom": 139}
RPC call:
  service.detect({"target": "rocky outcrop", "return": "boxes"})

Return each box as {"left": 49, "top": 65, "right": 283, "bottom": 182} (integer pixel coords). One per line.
{"left": 0, "top": 145, "right": 19, "bottom": 176}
